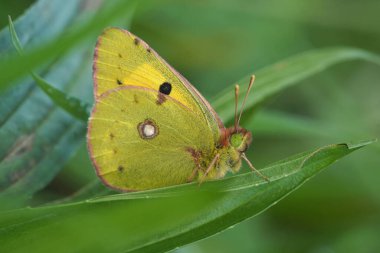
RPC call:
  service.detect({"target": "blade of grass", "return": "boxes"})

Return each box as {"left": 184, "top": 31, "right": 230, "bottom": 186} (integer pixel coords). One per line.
{"left": 0, "top": 0, "right": 81, "bottom": 53}
{"left": 0, "top": 0, "right": 87, "bottom": 205}
{"left": 8, "top": 16, "right": 90, "bottom": 121}
{"left": 0, "top": 0, "right": 138, "bottom": 209}
{"left": 212, "top": 47, "right": 380, "bottom": 122}
{"left": 0, "top": 0, "right": 82, "bottom": 125}
{"left": 0, "top": 140, "right": 373, "bottom": 253}
{"left": 0, "top": 0, "right": 138, "bottom": 90}
{"left": 0, "top": 1, "right": 93, "bottom": 208}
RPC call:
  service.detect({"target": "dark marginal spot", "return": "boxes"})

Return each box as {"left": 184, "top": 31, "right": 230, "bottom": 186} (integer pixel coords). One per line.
{"left": 109, "top": 133, "right": 115, "bottom": 140}
{"left": 118, "top": 165, "right": 124, "bottom": 172}
{"left": 113, "top": 149, "right": 118, "bottom": 154}
{"left": 134, "top": 94, "right": 139, "bottom": 103}
{"left": 159, "top": 82, "right": 172, "bottom": 95}
{"left": 118, "top": 53, "right": 122, "bottom": 58}
{"left": 134, "top": 38, "right": 140, "bottom": 45}
{"left": 117, "top": 79, "right": 123, "bottom": 85}
{"left": 147, "top": 48, "right": 151, "bottom": 53}
{"left": 137, "top": 119, "right": 159, "bottom": 139}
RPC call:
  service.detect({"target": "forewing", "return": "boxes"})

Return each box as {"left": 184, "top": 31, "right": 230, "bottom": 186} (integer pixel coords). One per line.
{"left": 87, "top": 86, "right": 215, "bottom": 191}
{"left": 93, "top": 27, "right": 223, "bottom": 141}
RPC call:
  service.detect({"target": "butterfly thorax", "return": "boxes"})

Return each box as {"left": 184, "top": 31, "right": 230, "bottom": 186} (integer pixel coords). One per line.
{"left": 198, "top": 127, "right": 252, "bottom": 180}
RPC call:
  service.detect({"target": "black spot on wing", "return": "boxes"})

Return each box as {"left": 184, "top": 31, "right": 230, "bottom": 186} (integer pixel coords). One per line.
{"left": 118, "top": 165, "right": 124, "bottom": 172}
{"left": 117, "top": 79, "right": 123, "bottom": 85}
{"left": 156, "top": 82, "right": 172, "bottom": 105}
{"left": 159, "top": 82, "right": 172, "bottom": 95}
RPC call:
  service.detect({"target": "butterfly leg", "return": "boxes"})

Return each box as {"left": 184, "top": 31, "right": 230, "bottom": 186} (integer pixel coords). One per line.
{"left": 187, "top": 164, "right": 201, "bottom": 182}
{"left": 186, "top": 148, "right": 202, "bottom": 182}
{"left": 199, "top": 153, "right": 220, "bottom": 185}
{"left": 241, "top": 153, "right": 270, "bottom": 182}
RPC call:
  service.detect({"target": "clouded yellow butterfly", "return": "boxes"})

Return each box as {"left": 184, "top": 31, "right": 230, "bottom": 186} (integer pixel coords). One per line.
{"left": 87, "top": 27, "right": 267, "bottom": 191}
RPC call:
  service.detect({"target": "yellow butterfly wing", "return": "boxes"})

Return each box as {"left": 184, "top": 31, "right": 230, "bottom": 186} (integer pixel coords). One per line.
{"left": 93, "top": 27, "right": 223, "bottom": 141}
{"left": 87, "top": 86, "right": 215, "bottom": 191}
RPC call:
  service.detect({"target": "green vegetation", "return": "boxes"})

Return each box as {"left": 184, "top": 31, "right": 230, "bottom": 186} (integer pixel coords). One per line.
{"left": 0, "top": 0, "right": 379, "bottom": 252}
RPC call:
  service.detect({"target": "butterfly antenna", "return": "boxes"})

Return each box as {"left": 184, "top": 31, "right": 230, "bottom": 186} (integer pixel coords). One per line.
{"left": 237, "top": 75, "right": 255, "bottom": 126}
{"left": 234, "top": 84, "right": 240, "bottom": 132}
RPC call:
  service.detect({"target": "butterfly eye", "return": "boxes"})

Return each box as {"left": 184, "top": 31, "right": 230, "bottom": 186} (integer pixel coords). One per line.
{"left": 230, "top": 133, "right": 244, "bottom": 148}
{"left": 159, "top": 82, "right": 172, "bottom": 95}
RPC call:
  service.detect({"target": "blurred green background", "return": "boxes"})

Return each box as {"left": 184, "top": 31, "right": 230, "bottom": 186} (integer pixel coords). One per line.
{"left": 1, "top": 0, "right": 379, "bottom": 252}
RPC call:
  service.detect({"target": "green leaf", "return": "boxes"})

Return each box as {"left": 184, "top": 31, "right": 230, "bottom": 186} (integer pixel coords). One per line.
{"left": 0, "top": 0, "right": 91, "bottom": 208}
{"left": 212, "top": 47, "right": 380, "bottom": 121}
{"left": 0, "top": 0, "right": 138, "bottom": 91}
{"left": 30, "top": 72, "right": 91, "bottom": 121}
{"left": 0, "top": 0, "right": 82, "bottom": 123}
{"left": 0, "top": 0, "right": 81, "bottom": 54}
{"left": 0, "top": 0, "right": 139, "bottom": 209}
{"left": 0, "top": 140, "right": 372, "bottom": 253}
{"left": 8, "top": 15, "right": 90, "bottom": 121}
{"left": 248, "top": 109, "right": 331, "bottom": 137}
{"left": 7, "top": 16, "right": 22, "bottom": 53}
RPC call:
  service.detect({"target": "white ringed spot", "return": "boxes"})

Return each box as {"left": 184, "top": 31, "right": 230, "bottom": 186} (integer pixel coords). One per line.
{"left": 138, "top": 119, "right": 158, "bottom": 139}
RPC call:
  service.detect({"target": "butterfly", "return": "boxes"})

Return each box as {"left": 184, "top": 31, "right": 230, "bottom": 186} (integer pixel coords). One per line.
{"left": 87, "top": 27, "right": 268, "bottom": 191}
